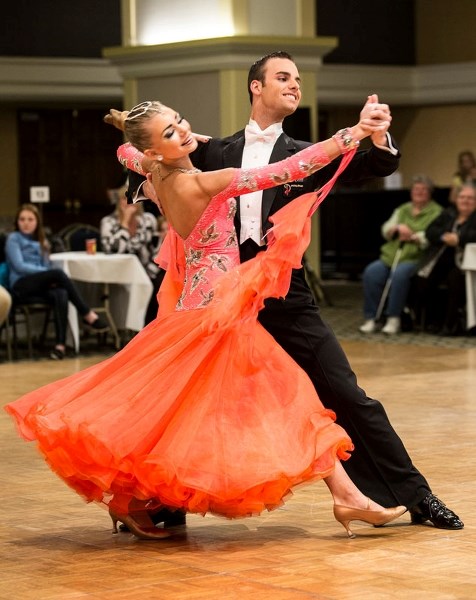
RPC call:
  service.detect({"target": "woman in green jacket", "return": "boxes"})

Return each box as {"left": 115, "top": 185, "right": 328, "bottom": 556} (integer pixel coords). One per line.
{"left": 360, "top": 174, "right": 442, "bottom": 335}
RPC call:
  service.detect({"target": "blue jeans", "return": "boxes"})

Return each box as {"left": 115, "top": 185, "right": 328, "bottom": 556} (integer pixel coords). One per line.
{"left": 362, "top": 259, "right": 417, "bottom": 319}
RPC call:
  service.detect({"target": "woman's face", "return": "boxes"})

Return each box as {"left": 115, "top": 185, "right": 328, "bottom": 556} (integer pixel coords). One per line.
{"left": 455, "top": 187, "right": 476, "bottom": 218}
{"left": 410, "top": 182, "right": 431, "bottom": 208}
{"left": 17, "top": 209, "right": 38, "bottom": 236}
{"left": 145, "top": 106, "right": 198, "bottom": 161}
{"left": 460, "top": 153, "right": 475, "bottom": 172}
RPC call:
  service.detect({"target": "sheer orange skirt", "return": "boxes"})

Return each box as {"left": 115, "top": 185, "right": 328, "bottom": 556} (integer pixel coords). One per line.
{"left": 5, "top": 192, "right": 353, "bottom": 518}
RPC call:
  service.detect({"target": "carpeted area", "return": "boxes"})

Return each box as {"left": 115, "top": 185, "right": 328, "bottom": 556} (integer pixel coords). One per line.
{"left": 317, "top": 280, "right": 476, "bottom": 350}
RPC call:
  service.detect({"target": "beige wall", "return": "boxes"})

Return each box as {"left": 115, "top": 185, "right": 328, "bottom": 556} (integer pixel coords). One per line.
{"left": 138, "top": 72, "right": 222, "bottom": 137}
{"left": 316, "top": 100, "right": 476, "bottom": 190}
{"left": 416, "top": 0, "right": 476, "bottom": 64}
{"left": 0, "top": 109, "right": 19, "bottom": 219}
{"left": 403, "top": 1, "right": 476, "bottom": 186}
{"left": 395, "top": 104, "right": 476, "bottom": 188}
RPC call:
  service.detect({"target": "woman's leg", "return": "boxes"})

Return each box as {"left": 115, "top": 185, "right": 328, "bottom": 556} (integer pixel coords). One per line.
{"left": 0, "top": 285, "right": 12, "bottom": 326}
{"left": 386, "top": 262, "right": 417, "bottom": 318}
{"left": 13, "top": 273, "right": 68, "bottom": 357}
{"left": 46, "top": 288, "right": 69, "bottom": 347}
{"left": 325, "top": 461, "right": 407, "bottom": 537}
{"left": 45, "top": 270, "right": 109, "bottom": 326}
{"left": 324, "top": 461, "right": 384, "bottom": 510}
{"left": 362, "top": 260, "right": 389, "bottom": 319}
{"left": 44, "top": 269, "right": 91, "bottom": 317}
{"left": 14, "top": 270, "right": 90, "bottom": 316}
{"left": 443, "top": 267, "right": 466, "bottom": 332}
{"left": 13, "top": 270, "right": 107, "bottom": 334}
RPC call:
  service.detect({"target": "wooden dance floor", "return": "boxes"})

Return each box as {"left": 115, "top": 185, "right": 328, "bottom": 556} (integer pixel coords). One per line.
{"left": 1, "top": 341, "right": 475, "bottom": 599}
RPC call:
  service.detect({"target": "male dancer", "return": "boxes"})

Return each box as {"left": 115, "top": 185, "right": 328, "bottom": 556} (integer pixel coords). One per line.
{"left": 106, "top": 51, "right": 462, "bottom": 530}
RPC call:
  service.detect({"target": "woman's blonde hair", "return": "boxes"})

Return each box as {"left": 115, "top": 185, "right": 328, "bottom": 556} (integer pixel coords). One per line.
{"left": 124, "top": 101, "right": 165, "bottom": 152}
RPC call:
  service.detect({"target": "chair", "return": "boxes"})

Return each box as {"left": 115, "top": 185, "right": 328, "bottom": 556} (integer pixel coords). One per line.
{"left": 85, "top": 283, "right": 121, "bottom": 350}
{"left": 10, "top": 297, "right": 54, "bottom": 359}
{"left": 59, "top": 224, "right": 119, "bottom": 349}
{"left": 60, "top": 223, "right": 102, "bottom": 252}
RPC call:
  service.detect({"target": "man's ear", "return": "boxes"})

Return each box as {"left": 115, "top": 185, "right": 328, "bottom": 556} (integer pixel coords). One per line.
{"left": 250, "top": 80, "right": 262, "bottom": 96}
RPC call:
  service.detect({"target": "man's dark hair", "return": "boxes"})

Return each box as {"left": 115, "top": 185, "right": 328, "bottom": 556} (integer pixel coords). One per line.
{"left": 247, "top": 51, "right": 295, "bottom": 104}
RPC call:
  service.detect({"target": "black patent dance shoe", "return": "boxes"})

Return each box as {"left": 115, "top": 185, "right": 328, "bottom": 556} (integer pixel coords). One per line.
{"left": 118, "top": 508, "right": 186, "bottom": 532}
{"left": 410, "top": 493, "right": 464, "bottom": 529}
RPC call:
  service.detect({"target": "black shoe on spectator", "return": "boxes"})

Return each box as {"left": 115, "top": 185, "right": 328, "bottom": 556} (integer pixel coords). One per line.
{"left": 84, "top": 316, "right": 109, "bottom": 331}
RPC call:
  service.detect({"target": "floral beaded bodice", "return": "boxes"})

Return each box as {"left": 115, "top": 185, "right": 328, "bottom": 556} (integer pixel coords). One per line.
{"left": 117, "top": 140, "right": 336, "bottom": 311}
{"left": 177, "top": 191, "right": 239, "bottom": 310}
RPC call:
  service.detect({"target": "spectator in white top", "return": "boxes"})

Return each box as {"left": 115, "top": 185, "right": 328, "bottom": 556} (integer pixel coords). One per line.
{"left": 101, "top": 183, "right": 161, "bottom": 325}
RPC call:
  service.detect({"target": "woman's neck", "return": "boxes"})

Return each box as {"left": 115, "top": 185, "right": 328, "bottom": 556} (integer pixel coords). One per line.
{"left": 155, "top": 162, "right": 200, "bottom": 182}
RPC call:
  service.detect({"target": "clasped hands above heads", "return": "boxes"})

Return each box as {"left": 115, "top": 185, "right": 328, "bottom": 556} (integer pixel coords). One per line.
{"left": 103, "top": 92, "right": 393, "bottom": 159}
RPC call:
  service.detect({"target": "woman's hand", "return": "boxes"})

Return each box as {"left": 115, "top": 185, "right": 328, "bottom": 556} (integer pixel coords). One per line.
{"left": 396, "top": 224, "right": 415, "bottom": 242}
{"left": 441, "top": 232, "right": 459, "bottom": 247}
{"left": 192, "top": 132, "right": 212, "bottom": 143}
{"left": 351, "top": 94, "right": 392, "bottom": 141}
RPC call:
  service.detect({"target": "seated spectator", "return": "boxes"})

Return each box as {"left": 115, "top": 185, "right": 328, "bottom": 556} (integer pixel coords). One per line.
{"left": 412, "top": 184, "right": 476, "bottom": 335}
{"left": 0, "top": 284, "right": 12, "bottom": 329}
{"left": 449, "top": 150, "right": 476, "bottom": 204}
{"left": 360, "top": 174, "right": 442, "bottom": 335}
{"left": 6, "top": 204, "right": 109, "bottom": 360}
{"left": 101, "top": 184, "right": 162, "bottom": 325}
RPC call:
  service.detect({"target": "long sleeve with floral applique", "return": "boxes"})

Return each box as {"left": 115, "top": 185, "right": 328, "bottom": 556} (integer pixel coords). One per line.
{"left": 117, "top": 140, "right": 334, "bottom": 199}
{"left": 117, "top": 143, "right": 161, "bottom": 206}
{"left": 117, "top": 143, "right": 147, "bottom": 176}
{"left": 229, "top": 142, "right": 333, "bottom": 198}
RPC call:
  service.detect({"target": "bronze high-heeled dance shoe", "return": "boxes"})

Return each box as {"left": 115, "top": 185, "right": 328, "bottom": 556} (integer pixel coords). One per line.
{"left": 333, "top": 499, "right": 407, "bottom": 538}
{"left": 109, "top": 509, "right": 171, "bottom": 540}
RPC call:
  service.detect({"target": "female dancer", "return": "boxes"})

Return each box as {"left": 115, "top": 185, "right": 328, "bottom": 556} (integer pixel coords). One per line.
{"left": 5, "top": 100, "right": 406, "bottom": 540}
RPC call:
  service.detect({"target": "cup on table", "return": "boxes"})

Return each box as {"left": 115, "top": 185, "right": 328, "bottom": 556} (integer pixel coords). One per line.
{"left": 85, "top": 238, "right": 97, "bottom": 255}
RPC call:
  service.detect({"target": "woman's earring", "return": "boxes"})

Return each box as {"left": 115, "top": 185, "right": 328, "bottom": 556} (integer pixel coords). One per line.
{"left": 156, "top": 155, "right": 163, "bottom": 161}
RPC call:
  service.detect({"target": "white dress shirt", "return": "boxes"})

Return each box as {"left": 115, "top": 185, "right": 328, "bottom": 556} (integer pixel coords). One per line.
{"left": 240, "top": 120, "right": 283, "bottom": 246}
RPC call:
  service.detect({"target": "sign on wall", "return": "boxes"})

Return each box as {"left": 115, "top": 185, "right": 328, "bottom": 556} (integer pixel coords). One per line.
{"left": 30, "top": 186, "right": 50, "bottom": 203}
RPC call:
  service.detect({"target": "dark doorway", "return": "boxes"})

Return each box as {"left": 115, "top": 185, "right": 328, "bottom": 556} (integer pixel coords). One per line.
{"left": 18, "top": 107, "right": 126, "bottom": 233}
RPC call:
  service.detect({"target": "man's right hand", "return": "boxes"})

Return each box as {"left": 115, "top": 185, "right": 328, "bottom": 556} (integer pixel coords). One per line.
{"left": 359, "top": 94, "right": 392, "bottom": 135}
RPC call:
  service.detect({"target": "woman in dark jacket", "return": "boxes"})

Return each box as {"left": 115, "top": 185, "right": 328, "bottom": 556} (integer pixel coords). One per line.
{"left": 413, "top": 184, "right": 476, "bottom": 334}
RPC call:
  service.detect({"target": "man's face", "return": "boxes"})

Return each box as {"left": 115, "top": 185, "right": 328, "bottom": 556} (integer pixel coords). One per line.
{"left": 255, "top": 58, "right": 302, "bottom": 118}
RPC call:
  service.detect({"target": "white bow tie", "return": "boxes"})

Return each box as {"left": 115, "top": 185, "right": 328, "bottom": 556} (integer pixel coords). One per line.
{"left": 244, "top": 123, "right": 280, "bottom": 145}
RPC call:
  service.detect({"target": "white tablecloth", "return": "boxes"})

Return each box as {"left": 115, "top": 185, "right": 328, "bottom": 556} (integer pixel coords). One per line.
{"left": 461, "top": 243, "right": 476, "bottom": 330}
{"left": 50, "top": 252, "right": 153, "bottom": 351}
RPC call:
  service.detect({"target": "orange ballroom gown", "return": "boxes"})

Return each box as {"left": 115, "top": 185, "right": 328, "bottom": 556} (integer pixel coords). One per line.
{"left": 5, "top": 142, "right": 355, "bottom": 518}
